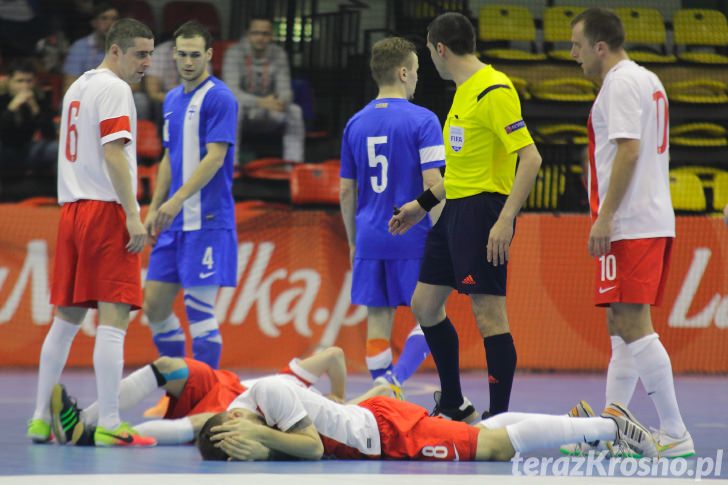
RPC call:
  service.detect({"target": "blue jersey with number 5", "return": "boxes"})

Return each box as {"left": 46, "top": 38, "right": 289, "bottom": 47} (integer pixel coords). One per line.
{"left": 340, "top": 98, "right": 445, "bottom": 259}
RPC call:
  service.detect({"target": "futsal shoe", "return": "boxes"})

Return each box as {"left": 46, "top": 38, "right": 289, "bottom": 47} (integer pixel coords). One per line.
{"left": 373, "top": 371, "right": 405, "bottom": 401}
{"left": 27, "top": 418, "right": 51, "bottom": 443}
{"left": 559, "top": 400, "right": 610, "bottom": 456}
{"left": 601, "top": 402, "right": 658, "bottom": 458}
{"left": 50, "top": 384, "right": 86, "bottom": 445}
{"left": 653, "top": 429, "right": 695, "bottom": 458}
{"left": 94, "top": 422, "right": 157, "bottom": 447}
{"left": 143, "top": 395, "right": 170, "bottom": 418}
{"left": 430, "top": 390, "right": 480, "bottom": 424}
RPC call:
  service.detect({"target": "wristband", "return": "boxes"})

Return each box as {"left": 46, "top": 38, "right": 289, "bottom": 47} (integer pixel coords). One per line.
{"left": 416, "top": 189, "right": 440, "bottom": 212}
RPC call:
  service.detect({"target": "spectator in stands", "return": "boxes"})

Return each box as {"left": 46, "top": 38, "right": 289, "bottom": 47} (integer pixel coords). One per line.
{"left": 0, "top": 0, "right": 45, "bottom": 59}
{"left": 63, "top": 2, "right": 150, "bottom": 118}
{"left": 222, "top": 15, "right": 304, "bottom": 162}
{"left": 0, "top": 59, "right": 57, "bottom": 174}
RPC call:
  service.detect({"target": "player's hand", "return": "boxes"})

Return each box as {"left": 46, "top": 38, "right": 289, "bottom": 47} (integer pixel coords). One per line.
{"left": 487, "top": 216, "right": 514, "bottom": 266}
{"left": 8, "top": 90, "right": 34, "bottom": 111}
{"left": 211, "top": 417, "right": 264, "bottom": 442}
{"left": 588, "top": 215, "right": 612, "bottom": 257}
{"left": 389, "top": 200, "right": 426, "bottom": 235}
{"left": 217, "top": 436, "right": 271, "bottom": 461}
{"left": 154, "top": 196, "right": 183, "bottom": 233}
{"left": 325, "top": 393, "right": 344, "bottom": 404}
{"left": 258, "top": 95, "right": 284, "bottom": 112}
{"left": 143, "top": 209, "right": 158, "bottom": 244}
{"left": 125, "top": 214, "right": 147, "bottom": 253}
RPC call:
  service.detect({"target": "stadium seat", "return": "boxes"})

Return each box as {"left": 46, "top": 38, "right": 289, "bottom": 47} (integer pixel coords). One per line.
{"left": 479, "top": 6, "right": 547, "bottom": 61}
{"left": 212, "top": 40, "right": 235, "bottom": 77}
{"left": 137, "top": 164, "right": 158, "bottom": 201}
{"left": 508, "top": 76, "right": 531, "bottom": 100}
{"left": 18, "top": 196, "right": 57, "bottom": 206}
{"left": 673, "top": 9, "right": 728, "bottom": 65}
{"left": 669, "top": 171, "right": 707, "bottom": 211}
{"left": 127, "top": 0, "right": 156, "bottom": 31}
{"left": 241, "top": 158, "right": 294, "bottom": 182}
{"left": 532, "top": 124, "right": 588, "bottom": 145}
{"left": 529, "top": 77, "right": 597, "bottom": 102}
{"left": 137, "top": 119, "right": 162, "bottom": 162}
{"left": 290, "top": 162, "right": 340, "bottom": 206}
{"left": 713, "top": 171, "right": 728, "bottom": 211}
{"left": 615, "top": 8, "right": 676, "bottom": 64}
{"left": 543, "top": 6, "right": 585, "bottom": 61}
{"left": 671, "top": 123, "right": 728, "bottom": 148}
{"left": 666, "top": 79, "right": 728, "bottom": 104}
{"left": 162, "top": 1, "right": 221, "bottom": 39}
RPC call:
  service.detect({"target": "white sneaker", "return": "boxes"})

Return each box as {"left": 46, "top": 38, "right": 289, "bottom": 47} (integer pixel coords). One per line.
{"left": 602, "top": 402, "right": 658, "bottom": 458}
{"left": 560, "top": 400, "right": 609, "bottom": 456}
{"left": 654, "top": 429, "right": 695, "bottom": 458}
{"left": 373, "top": 371, "right": 404, "bottom": 401}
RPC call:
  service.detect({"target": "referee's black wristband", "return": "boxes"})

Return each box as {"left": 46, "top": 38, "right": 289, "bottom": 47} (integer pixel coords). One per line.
{"left": 416, "top": 189, "right": 440, "bottom": 212}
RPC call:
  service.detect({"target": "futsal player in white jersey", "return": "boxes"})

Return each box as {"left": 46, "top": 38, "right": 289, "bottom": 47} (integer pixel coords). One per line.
{"left": 198, "top": 376, "right": 658, "bottom": 462}
{"left": 27, "top": 18, "right": 156, "bottom": 447}
{"left": 568, "top": 8, "right": 693, "bottom": 457}
{"left": 143, "top": 20, "right": 238, "bottom": 403}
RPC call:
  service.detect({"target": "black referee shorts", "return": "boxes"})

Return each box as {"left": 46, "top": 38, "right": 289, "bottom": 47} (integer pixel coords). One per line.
{"left": 418, "top": 191, "right": 512, "bottom": 295}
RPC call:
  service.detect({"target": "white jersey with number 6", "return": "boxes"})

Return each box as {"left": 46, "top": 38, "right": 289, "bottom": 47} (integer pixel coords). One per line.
{"left": 57, "top": 68, "right": 137, "bottom": 205}
{"left": 587, "top": 59, "right": 675, "bottom": 242}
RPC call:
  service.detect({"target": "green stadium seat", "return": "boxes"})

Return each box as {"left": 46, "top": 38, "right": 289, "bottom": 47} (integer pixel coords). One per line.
{"left": 671, "top": 123, "right": 728, "bottom": 148}
{"left": 479, "top": 5, "right": 547, "bottom": 61}
{"left": 529, "top": 77, "right": 597, "bottom": 102}
{"left": 670, "top": 171, "right": 707, "bottom": 211}
{"left": 666, "top": 79, "right": 728, "bottom": 104}
{"left": 543, "top": 6, "right": 585, "bottom": 61}
{"left": 674, "top": 9, "right": 728, "bottom": 65}
{"left": 615, "top": 8, "right": 676, "bottom": 64}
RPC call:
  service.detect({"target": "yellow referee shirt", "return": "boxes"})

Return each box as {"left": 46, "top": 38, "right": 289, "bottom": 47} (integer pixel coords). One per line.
{"left": 443, "top": 65, "right": 534, "bottom": 199}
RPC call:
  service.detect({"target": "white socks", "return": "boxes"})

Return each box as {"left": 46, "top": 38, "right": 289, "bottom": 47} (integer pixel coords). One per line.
{"left": 605, "top": 336, "right": 639, "bottom": 407}
{"left": 32, "top": 317, "right": 81, "bottom": 421}
{"left": 133, "top": 418, "right": 194, "bottom": 445}
{"left": 479, "top": 412, "right": 538, "bottom": 429}
{"left": 628, "top": 333, "right": 687, "bottom": 437}
{"left": 82, "top": 364, "right": 159, "bottom": 425}
{"left": 94, "top": 325, "right": 126, "bottom": 430}
{"left": 506, "top": 415, "right": 616, "bottom": 454}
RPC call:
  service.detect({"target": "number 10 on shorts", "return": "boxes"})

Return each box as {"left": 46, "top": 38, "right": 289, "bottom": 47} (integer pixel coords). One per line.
{"left": 599, "top": 254, "right": 616, "bottom": 282}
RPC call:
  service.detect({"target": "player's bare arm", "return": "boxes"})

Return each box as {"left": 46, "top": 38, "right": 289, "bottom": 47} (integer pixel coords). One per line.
{"left": 153, "top": 141, "right": 228, "bottom": 232}
{"left": 423, "top": 167, "right": 445, "bottom": 225}
{"left": 389, "top": 180, "right": 446, "bottom": 235}
{"left": 212, "top": 415, "right": 323, "bottom": 461}
{"left": 487, "top": 142, "right": 542, "bottom": 266}
{"left": 588, "top": 138, "right": 640, "bottom": 257}
{"left": 339, "top": 177, "right": 357, "bottom": 266}
{"left": 144, "top": 149, "right": 171, "bottom": 241}
{"left": 103, "top": 139, "right": 146, "bottom": 253}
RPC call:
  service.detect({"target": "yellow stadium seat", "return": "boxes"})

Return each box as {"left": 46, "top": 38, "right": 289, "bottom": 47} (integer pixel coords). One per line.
{"left": 509, "top": 76, "right": 531, "bottom": 100}
{"left": 674, "top": 9, "right": 728, "bottom": 65}
{"left": 615, "top": 8, "right": 677, "bottom": 64}
{"left": 714, "top": 172, "right": 728, "bottom": 211}
{"left": 666, "top": 79, "right": 728, "bottom": 104}
{"left": 670, "top": 171, "right": 707, "bottom": 211}
{"left": 543, "top": 6, "right": 585, "bottom": 61}
{"left": 671, "top": 123, "right": 728, "bottom": 147}
{"left": 479, "top": 5, "right": 547, "bottom": 61}
{"left": 532, "top": 124, "right": 588, "bottom": 145}
{"left": 525, "top": 164, "right": 568, "bottom": 210}
{"left": 529, "top": 77, "right": 597, "bottom": 102}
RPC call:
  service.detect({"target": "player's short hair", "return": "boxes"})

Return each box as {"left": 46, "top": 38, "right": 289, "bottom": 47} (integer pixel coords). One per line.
{"left": 8, "top": 59, "right": 37, "bottom": 77}
{"left": 369, "top": 37, "right": 416, "bottom": 86}
{"left": 427, "top": 12, "right": 476, "bottom": 55}
{"left": 197, "top": 412, "right": 231, "bottom": 461}
{"left": 92, "top": 2, "right": 117, "bottom": 20}
{"left": 173, "top": 20, "right": 213, "bottom": 50}
{"left": 105, "top": 18, "right": 154, "bottom": 53}
{"left": 571, "top": 7, "right": 625, "bottom": 51}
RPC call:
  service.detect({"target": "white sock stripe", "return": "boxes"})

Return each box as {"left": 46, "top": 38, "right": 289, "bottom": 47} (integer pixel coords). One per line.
{"left": 189, "top": 317, "right": 219, "bottom": 338}
{"left": 287, "top": 358, "right": 320, "bottom": 385}
{"left": 184, "top": 298, "right": 216, "bottom": 316}
{"left": 149, "top": 314, "right": 181, "bottom": 335}
{"left": 365, "top": 348, "right": 393, "bottom": 370}
{"left": 408, "top": 324, "right": 425, "bottom": 338}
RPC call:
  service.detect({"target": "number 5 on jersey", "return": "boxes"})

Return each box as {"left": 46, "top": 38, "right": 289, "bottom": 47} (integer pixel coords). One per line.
{"left": 367, "top": 136, "right": 388, "bottom": 193}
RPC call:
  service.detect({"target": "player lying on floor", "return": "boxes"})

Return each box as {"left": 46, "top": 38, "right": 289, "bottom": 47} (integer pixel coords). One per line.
{"left": 198, "top": 376, "right": 658, "bottom": 461}
{"left": 50, "top": 346, "right": 395, "bottom": 446}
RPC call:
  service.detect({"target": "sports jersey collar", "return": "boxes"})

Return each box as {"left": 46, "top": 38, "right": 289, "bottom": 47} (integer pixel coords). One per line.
{"left": 370, "top": 97, "right": 408, "bottom": 104}
{"left": 458, "top": 65, "right": 493, "bottom": 91}
{"left": 182, "top": 75, "right": 214, "bottom": 96}
{"left": 605, "top": 59, "right": 634, "bottom": 80}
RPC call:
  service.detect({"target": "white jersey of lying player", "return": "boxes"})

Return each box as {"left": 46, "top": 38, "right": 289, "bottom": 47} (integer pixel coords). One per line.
{"left": 57, "top": 68, "right": 138, "bottom": 205}
{"left": 227, "top": 376, "right": 382, "bottom": 456}
{"left": 587, "top": 59, "right": 674, "bottom": 242}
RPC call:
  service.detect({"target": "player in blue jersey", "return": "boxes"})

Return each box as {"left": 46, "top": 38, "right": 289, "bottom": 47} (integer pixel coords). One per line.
{"left": 339, "top": 37, "right": 445, "bottom": 396}
{"left": 143, "top": 21, "right": 238, "bottom": 412}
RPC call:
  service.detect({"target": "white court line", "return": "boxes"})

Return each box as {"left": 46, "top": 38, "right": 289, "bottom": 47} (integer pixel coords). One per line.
{"left": 2, "top": 475, "right": 726, "bottom": 485}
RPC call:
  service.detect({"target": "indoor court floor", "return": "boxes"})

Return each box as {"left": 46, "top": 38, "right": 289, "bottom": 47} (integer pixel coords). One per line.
{"left": 1, "top": 369, "right": 726, "bottom": 484}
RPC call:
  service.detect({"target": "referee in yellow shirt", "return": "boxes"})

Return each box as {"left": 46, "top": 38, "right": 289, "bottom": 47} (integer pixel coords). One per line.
{"left": 390, "top": 12, "right": 542, "bottom": 421}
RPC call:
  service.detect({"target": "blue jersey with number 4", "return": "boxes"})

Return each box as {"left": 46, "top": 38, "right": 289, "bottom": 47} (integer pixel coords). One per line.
{"left": 162, "top": 76, "right": 238, "bottom": 231}
{"left": 340, "top": 98, "right": 445, "bottom": 260}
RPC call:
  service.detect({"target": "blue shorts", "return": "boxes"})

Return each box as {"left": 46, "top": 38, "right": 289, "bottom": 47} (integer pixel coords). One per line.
{"left": 351, "top": 258, "right": 421, "bottom": 307}
{"left": 146, "top": 229, "right": 237, "bottom": 288}
{"left": 419, "top": 192, "right": 511, "bottom": 295}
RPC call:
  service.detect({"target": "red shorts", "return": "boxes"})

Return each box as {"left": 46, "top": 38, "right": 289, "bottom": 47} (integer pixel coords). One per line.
{"left": 358, "top": 397, "right": 480, "bottom": 461}
{"left": 51, "top": 200, "right": 142, "bottom": 309}
{"left": 165, "top": 358, "right": 245, "bottom": 419}
{"left": 593, "top": 237, "right": 673, "bottom": 307}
